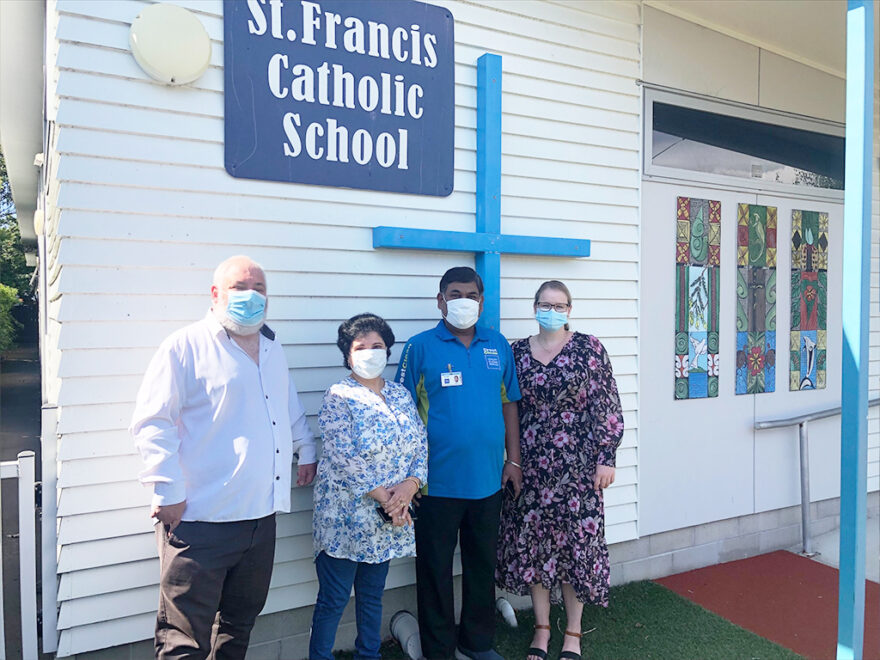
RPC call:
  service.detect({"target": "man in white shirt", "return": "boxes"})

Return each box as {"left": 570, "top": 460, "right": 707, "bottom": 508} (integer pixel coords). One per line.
{"left": 131, "top": 255, "right": 317, "bottom": 659}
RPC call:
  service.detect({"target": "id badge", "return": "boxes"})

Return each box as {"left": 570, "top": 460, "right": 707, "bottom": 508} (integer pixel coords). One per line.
{"left": 441, "top": 371, "right": 463, "bottom": 387}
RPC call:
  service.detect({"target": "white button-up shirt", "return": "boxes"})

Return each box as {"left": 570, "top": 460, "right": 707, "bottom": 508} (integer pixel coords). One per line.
{"left": 131, "top": 312, "right": 316, "bottom": 522}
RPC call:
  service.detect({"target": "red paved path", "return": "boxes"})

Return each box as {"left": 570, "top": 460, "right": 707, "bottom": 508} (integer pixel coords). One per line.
{"left": 656, "top": 550, "right": 880, "bottom": 659}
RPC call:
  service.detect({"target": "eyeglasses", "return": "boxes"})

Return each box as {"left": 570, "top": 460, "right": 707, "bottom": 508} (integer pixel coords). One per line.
{"left": 536, "top": 302, "right": 570, "bottom": 313}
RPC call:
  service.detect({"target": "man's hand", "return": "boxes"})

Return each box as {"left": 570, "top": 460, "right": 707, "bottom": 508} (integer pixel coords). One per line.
{"left": 152, "top": 500, "right": 186, "bottom": 534}
{"left": 501, "top": 462, "right": 523, "bottom": 498}
{"left": 297, "top": 462, "right": 317, "bottom": 486}
{"left": 501, "top": 401, "right": 522, "bottom": 498}
{"left": 593, "top": 465, "right": 615, "bottom": 490}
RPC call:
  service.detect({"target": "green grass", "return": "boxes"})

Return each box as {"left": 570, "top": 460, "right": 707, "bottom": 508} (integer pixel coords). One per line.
{"left": 336, "top": 581, "right": 803, "bottom": 659}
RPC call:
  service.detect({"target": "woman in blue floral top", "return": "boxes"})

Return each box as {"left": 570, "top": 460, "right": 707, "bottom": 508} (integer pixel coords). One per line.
{"left": 310, "top": 313, "right": 428, "bottom": 660}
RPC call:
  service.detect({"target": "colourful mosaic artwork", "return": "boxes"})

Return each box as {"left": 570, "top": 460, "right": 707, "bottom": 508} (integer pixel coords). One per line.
{"left": 790, "top": 210, "right": 828, "bottom": 390}
{"left": 674, "top": 196, "right": 721, "bottom": 399}
{"left": 735, "top": 203, "right": 777, "bottom": 395}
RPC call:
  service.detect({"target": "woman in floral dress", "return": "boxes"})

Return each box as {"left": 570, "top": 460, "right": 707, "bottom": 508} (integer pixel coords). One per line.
{"left": 310, "top": 313, "right": 427, "bottom": 660}
{"left": 496, "top": 281, "right": 624, "bottom": 660}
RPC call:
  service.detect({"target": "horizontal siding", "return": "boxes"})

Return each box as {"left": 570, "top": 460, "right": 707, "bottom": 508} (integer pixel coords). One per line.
{"left": 51, "top": 292, "right": 639, "bottom": 324}
{"left": 54, "top": 390, "right": 639, "bottom": 437}
{"left": 56, "top": 361, "right": 640, "bottom": 403}
{"left": 53, "top": 263, "right": 642, "bottom": 298}
{"left": 47, "top": 0, "right": 642, "bottom": 654}
{"left": 43, "top": 0, "right": 64, "bottom": 408}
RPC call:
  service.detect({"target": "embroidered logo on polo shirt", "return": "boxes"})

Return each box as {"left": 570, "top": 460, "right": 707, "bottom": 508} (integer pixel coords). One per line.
{"left": 483, "top": 347, "right": 501, "bottom": 370}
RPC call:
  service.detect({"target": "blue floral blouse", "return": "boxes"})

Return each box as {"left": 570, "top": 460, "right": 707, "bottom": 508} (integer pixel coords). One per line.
{"left": 313, "top": 377, "right": 428, "bottom": 564}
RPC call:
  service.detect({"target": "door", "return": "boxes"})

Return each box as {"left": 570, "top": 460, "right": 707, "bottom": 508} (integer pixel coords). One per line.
{"left": 639, "top": 179, "right": 843, "bottom": 536}
{"left": 751, "top": 193, "right": 842, "bottom": 511}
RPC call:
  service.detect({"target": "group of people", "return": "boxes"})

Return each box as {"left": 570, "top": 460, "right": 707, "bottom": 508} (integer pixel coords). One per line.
{"left": 131, "top": 256, "right": 624, "bottom": 660}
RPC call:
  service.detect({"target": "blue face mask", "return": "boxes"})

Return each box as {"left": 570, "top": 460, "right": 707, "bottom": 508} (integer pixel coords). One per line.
{"left": 225, "top": 289, "right": 266, "bottom": 327}
{"left": 535, "top": 309, "right": 568, "bottom": 331}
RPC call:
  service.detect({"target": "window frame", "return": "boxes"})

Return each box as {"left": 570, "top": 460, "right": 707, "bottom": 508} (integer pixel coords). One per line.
{"left": 642, "top": 86, "right": 845, "bottom": 202}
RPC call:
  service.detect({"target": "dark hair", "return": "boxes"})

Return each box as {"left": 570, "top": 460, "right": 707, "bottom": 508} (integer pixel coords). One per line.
{"left": 336, "top": 313, "right": 395, "bottom": 369}
{"left": 439, "top": 266, "right": 484, "bottom": 295}
{"left": 534, "top": 280, "right": 573, "bottom": 331}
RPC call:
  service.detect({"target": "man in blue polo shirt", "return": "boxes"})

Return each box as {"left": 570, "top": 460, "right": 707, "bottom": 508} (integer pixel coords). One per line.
{"left": 397, "top": 266, "right": 522, "bottom": 660}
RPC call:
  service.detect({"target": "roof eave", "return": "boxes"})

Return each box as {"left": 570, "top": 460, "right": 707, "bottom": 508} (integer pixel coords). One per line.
{"left": 0, "top": 0, "right": 45, "bottom": 248}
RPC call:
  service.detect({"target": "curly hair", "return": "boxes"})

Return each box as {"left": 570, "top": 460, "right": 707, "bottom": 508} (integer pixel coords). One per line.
{"left": 336, "top": 313, "right": 395, "bottom": 369}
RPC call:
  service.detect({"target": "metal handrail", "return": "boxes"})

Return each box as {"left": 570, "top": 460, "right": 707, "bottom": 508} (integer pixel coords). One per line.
{"left": 755, "top": 397, "right": 880, "bottom": 429}
{"left": 754, "top": 397, "right": 880, "bottom": 556}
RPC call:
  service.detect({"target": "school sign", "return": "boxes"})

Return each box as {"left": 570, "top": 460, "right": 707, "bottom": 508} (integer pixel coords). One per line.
{"left": 223, "top": 0, "right": 455, "bottom": 196}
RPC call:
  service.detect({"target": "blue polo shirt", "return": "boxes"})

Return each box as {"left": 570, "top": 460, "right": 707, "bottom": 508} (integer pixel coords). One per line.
{"left": 396, "top": 321, "right": 520, "bottom": 500}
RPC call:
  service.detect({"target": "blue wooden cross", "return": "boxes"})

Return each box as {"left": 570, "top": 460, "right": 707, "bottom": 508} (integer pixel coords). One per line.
{"left": 372, "top": 53, "right": 590, "bottom": 330}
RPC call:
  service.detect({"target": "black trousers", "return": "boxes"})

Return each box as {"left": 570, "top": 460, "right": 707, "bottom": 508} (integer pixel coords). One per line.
{"left": 154, "top": 514, "right": 276, "bottom": 659}
{"left": 414, "top": 491, "right": 503, "bottom": 660}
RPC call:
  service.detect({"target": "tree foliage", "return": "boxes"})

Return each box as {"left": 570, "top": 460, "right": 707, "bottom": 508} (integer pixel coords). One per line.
{"left": 0, "top": 149, "right": 31, "bottom": 351}
{"left": 0, "top": 283, "right": 21, "bottom": 351}
{"left": 1, "top": 222, "right": 30, "bottom": 296}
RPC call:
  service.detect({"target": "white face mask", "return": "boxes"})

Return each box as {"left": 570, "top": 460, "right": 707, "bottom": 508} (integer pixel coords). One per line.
{"left": 444, "top": 297, "right": 480, "bottom": 330}
{"left": 350, "top": 348, "right": 387, "bottom": 379}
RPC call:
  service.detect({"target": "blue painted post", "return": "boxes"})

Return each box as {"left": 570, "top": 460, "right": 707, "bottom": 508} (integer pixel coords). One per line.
{"left": 475, "top": 53, "right": 503, "bottom": 330}
{"left": 837, "top": 2, "right": 874, "bottom": 659}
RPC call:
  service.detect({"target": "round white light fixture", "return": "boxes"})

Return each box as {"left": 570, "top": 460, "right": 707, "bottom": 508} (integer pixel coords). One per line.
{"left": 32, "top": 209, "right": 44, "bottom": 236}
{"left": 129, "top": 3, "right": 211, "bottom": 85}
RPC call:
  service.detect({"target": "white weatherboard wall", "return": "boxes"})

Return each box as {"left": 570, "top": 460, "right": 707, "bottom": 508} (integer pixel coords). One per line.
{"left": 44, "top": 0, "right": 642, "bottom": 654}
{"left": 638, "top": 5, "right": 880, "bottom": 537}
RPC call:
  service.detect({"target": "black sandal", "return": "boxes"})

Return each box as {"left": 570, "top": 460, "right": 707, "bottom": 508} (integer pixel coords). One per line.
{"left": 527, "top": 624, "right": 551, "bottom": 660}
{"left": 558, "top": 630, "right": 582, "bottom": 660}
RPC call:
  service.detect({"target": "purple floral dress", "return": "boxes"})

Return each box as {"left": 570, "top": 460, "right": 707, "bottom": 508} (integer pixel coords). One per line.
{"left": 496, "top": 333, "right": 624, "bottom": 606}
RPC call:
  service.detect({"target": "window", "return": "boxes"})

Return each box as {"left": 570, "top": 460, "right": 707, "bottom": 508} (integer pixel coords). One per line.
{"left": 644, "top": 89, "right": 845, "bottom": 194}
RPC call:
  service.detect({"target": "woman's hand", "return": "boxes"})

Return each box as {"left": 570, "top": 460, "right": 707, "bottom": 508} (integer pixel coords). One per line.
{"left": 593, "top": 465, "right": 615, "bottom": 490}
{"left": 368, "top": 485, "right": 391, "bottom": 506}
{"left": 391, "top": 507, "right": 413, "bottom": 527}
{"left": 382, "top": 479, "right": 420, "bottom": 518}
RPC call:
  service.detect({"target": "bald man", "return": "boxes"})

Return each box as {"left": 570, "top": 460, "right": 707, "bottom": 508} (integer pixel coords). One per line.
{"left": 132, "top": 256, "right": 317, "bottom": 659}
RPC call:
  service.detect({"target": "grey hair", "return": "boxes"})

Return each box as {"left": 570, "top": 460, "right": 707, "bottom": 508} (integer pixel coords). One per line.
{"left": 212, "top": 255, "right": 266, "bottom": 287}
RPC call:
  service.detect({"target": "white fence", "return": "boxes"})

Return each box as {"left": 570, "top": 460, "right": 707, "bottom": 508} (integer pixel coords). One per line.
{"left": 0, "top": 451, "right": 39, "bottom": 659}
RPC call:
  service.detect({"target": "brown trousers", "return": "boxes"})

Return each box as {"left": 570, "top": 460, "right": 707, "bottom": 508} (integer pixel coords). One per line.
{"left": 154, "top": 514, "right": 276, "bottom": 659}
